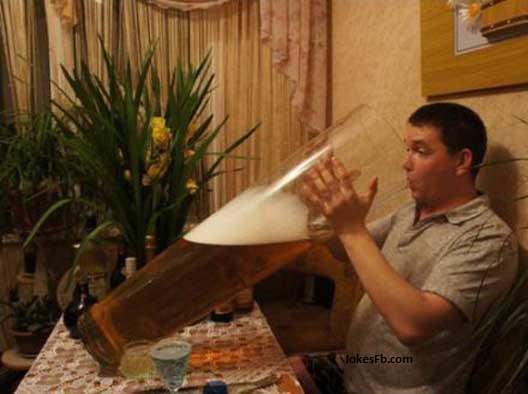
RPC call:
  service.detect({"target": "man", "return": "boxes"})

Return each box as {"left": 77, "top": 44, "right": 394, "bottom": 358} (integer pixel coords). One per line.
{"left": 301, "top": 103, "right": 518, "bottom": 393}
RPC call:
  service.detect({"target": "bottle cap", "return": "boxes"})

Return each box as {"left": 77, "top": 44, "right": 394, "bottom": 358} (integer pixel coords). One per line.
{"left": 125, "top": 257, "right": 137, "bottom": 278}
{"left": 145, "top": 234, "right": 156, "bottom": 248}
{"left": 203, "top": 380, "right": 227, "bottom": 394}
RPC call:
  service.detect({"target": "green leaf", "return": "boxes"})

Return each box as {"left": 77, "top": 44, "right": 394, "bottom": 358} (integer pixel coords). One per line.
{"left": 66, "top": 220, "right": 118, "bottom": 287}
{"left": 23, "top": 198, "right": 73, "bottom": 249}
{"left": 206, "top": 121, "right": 261, "bottom": 178}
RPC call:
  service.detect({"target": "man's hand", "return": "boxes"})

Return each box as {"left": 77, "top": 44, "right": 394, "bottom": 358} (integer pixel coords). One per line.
{"left": 301, "top": 155, "right": 378, "bottom": 236}
{"left": 300, "top": 156, "right": 464, "bottom": 347}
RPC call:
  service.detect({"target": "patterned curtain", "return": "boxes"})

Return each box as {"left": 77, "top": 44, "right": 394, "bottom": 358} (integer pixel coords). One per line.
{"left": 260, "top": 0, "right": 329, "bottom": 133}
{"left": 134, "top": 0, "right": 330, "bottom": 134}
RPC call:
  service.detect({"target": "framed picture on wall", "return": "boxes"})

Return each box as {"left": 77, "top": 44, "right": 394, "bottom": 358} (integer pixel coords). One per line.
{"left": 420, "top": 0, "right": 528, "bottom": 97}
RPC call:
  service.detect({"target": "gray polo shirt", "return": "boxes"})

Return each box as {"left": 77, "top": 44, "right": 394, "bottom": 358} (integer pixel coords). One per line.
{"left": 344, "top": 194, "right": 518, "bottom": 394}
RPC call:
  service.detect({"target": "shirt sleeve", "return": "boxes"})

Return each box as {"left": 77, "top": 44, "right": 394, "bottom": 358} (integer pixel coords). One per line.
{"left": 367, "top": 213, "right": 394, "bottom": 248}
{"left": 421, "top": 224, "right": 518, "bottom": 324}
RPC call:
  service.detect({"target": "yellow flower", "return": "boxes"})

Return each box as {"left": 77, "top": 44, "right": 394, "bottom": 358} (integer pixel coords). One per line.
{"left": 124, "top": 169, "right": 132, "bottom": 182}
{"left": 152, "top": 126, "right": 171, "bottom": 150}
{"left": 150, "top": 117, "right": 166, "bottom": 130}
{"left": 186, "top": 179, "right": 199, "bottom": 194}
{"left": 186, "top": 119, "right": 199, "bottom": 142}
{"left": 145, "top": 145, "right": 153, "bottom": 163}
{"left": 142, "top": 174, "right": 152, "bottom": 186}
{"left": 145, "top": 155, "right": 170, "bottom": 182}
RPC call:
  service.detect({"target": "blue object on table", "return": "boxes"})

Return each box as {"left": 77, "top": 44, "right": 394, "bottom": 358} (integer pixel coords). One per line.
{"left": 203, "top": 380, "right": 228, "bottom": 394}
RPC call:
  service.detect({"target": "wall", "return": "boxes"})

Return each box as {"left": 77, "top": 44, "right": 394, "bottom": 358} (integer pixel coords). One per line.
{"left": 332, "top": 0, "right": 528, "bottom": 253}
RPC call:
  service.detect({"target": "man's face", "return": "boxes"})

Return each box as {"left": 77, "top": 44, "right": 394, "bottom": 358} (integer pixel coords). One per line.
{"left": 403, "top": 124, "right": 460, "bottom": 206}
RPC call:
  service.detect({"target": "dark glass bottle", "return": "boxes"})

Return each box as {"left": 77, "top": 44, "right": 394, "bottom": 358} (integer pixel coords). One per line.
{"left": 110, "top": 245, "right": 126, "bottom": 290}
{"left": 23, "top": 248, "right": 37, "bottom": 275}
{"left": 145, "top": 235, "right": 156, "bottom": 264}
{"left": 85, "top": 214, "right": 97, "bottom": 234}
{"left": 63, "top": 281, "right": 97, "bottom": 339}
{"left": 210, "top": 300, "right": 234, "bottom": 323}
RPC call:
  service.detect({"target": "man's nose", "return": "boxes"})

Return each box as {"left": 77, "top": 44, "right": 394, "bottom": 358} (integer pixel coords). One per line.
{"left": 402, "top": 153, "right": 412, "bottom": 171}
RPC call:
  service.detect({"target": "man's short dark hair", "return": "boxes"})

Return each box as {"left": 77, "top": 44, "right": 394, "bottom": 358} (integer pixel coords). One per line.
{"left": 408, "top": 102, "right": 487, "bottom": 178}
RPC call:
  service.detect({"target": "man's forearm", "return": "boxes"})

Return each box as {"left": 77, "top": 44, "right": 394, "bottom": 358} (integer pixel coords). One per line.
{"left": 339, "top": 227, "right": 447, "bottom": 344}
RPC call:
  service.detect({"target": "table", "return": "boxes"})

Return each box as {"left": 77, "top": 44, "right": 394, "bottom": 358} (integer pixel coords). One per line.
{"left": 15, "top": 304, "right": 303, "bottom": 393}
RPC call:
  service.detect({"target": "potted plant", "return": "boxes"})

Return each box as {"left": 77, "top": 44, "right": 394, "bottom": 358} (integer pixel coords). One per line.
{"left": 26, "top": 43, "right": 259, "bottom": 272}
{"left": 465, "top": 116, "right": 528, "bottom": 393}
{"left": 0, "top": 111, "right": 70, "bottom": 235}
{"left": 0, "top": 289, "right": 60, "bottom": 356}
{"left": 464, "top": 266, "right": 528, "bottom": 393}
{"left": 0, "top": 121, "right": 13, "bottom": 235}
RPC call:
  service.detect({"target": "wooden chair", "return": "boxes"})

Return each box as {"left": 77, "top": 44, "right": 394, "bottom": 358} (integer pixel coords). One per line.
{"left": 259, "top": 243, "right": 364, "bottom": 355}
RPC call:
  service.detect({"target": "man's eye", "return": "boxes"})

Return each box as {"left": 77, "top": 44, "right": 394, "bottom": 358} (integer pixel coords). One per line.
{"left": 406, "top": 147, "right": 427, "bottom": 155}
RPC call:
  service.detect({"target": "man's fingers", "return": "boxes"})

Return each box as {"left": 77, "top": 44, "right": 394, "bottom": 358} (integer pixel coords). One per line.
{"left": 301, "top": 177, "right": 323, "bottom": 203}
{"left": 317, "top": 160, "right": 338, "bottom": 191}
{"left": 323, "top": 154, "right": 339, "bottom": 181}
{"left": 301, "top": 183, "right": 328, "bottom": 214}
{"left": 306, "top": 167, "right": 327, "bottom": 195}
{"left": 367, "top": 176, "right": 378, "bottom": 205}
{"left": 331, "top": 157, "right": 360, "bottom": 187}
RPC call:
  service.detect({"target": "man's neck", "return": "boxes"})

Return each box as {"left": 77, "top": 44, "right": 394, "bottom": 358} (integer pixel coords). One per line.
{"left": 416, "top": 188, "right": 478, "bottom": 222}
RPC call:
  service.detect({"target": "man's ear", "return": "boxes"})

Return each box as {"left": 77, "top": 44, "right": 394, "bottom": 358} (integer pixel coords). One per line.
{"left": 455, "top": 148, "right": 473, "bottom": 176}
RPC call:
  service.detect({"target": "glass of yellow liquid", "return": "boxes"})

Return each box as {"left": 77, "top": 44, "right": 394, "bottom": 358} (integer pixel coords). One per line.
{"left": 119, "top": 340, "right": 155, "bottom": 380}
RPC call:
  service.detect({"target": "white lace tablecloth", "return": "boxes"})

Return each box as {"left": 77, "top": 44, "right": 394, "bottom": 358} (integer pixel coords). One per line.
{"left": 15, "top": 304, "right": 302, "bottom": 393}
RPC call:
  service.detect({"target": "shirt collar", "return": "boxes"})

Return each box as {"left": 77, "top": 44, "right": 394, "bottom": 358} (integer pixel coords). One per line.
{"left": 413, "top": 193, "right": 490, "bottom": 226}
{"left": 444, "top": 194, "right": 489, "bottom": 224}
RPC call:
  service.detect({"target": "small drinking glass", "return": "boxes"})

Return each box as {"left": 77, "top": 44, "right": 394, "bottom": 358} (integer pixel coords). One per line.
{"left": 150, "top": 339, "right": 192, "bottom": 393}
{"left": 119, "top": 340, "right": 155, "bottom": 380}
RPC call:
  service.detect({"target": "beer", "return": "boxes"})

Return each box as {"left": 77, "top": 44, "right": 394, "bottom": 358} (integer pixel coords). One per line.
{"left": 234, "top": 287, "right": 254, "bottom": 312}
{"left": 78, "top": 238, "right": 311, "bottom": 375}
{"left": 79, "top": 186, "right": 313, "bottom": 375}
{"left": 184, "top": 186, "right": 312, "bottom": 245}
{"left": 77, "top": 106, "right": 406, "bottom": 375}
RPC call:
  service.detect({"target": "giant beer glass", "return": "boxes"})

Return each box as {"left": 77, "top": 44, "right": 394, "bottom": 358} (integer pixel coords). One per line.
{"left": 78, "top": 105, "right": 407, "bottom": 375}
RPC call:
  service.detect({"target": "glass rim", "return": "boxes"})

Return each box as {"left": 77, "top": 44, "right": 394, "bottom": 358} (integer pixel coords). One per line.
{"left": 150, "top": 339, "right": 192, "bottom": 359}
{"left": 123, "top": 340, "right": 154, "bottom": 350}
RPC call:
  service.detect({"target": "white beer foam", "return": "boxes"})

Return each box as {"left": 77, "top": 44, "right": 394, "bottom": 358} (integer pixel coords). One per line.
{"left": 184, "top": 186, "right": 309, "bottom": 245}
